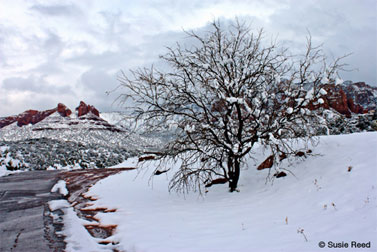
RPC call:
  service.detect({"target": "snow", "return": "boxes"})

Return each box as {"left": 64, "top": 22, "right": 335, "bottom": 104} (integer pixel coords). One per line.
{"left": 322, "top": 76, "right": 329, "bottom": 84}
{"left": 79, "top": 132, "right": 377, "bottom": 252}
{"left": 335, "top": 78, "right": 344, "bottom": 85}
{"left": 319, "top": 88, "right": 328, "bottom": 96}
{"left": 225, "top": 97, "right": 244, "bottom": 104}
{"left": 51, "top": 180, "right": 69, "bottom": 196}
{"left": 184, "top": 124, "right": 195, "bottom": 133}
{"left": 202, "top": 63, "right": 210, "bottom": 69}
{"left": 305, "top": 88, "right": 314, "bottom": 100}
{"left": 110, "top": 156, "right": 139, "bottom": 168}
{"left": 49, "top": 199, "right": 71, "bottom": 211}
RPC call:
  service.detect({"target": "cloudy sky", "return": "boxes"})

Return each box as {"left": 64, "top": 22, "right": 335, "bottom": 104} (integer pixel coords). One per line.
{"left": 0, "top": 0, "right": 376, "bottom": 116}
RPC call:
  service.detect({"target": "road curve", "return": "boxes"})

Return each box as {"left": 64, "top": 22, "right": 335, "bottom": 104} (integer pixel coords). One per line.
{"left": 0, "top": 170, "right": 65, "bottom": 252}
{"left": 0, "top": 168, "right": 134, "bottom": 252}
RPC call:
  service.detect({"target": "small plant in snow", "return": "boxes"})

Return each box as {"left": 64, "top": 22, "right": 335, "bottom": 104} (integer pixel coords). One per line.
{"left": 331, "top": 202, "right": 337, "bottom": 210}
{"left": 297, "top": 228, "right": 308, "bottom": 242}
{"left": 314, "top": 179, "right": 322, "bottom": 191}
{"left": 364, "top": 197, "right": 370, "bottom": 204}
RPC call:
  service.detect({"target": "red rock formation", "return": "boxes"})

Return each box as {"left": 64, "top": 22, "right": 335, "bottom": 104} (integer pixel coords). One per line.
{"left": 76, "top": 101, "right": 100, "bottom": 117}
{"left": 322, "top": 84, "right": 351, "bottom": 117}
{"left": 17, "top": 109, "right": 56, "bottom": 126}
{"left": 0, "top": 103, "right": 73, "bottom": 128}
{"left": 57, "top": 103, "right": 72, "bottom": 117}
{"left": 0, "top": 116, "right": 18, "bottom": 128}
{"left": 307, "top": 84, "right": 369, "bottom": 117}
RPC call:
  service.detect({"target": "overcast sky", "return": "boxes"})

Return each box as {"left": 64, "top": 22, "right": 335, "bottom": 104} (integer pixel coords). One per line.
{"left": 0, "top": 0, "right": 376, "bottom": 116}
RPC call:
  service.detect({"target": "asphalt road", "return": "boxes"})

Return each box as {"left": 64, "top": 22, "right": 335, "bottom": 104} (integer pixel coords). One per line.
{"left": 0, "top": 170, "right": 65, "bottom": 252}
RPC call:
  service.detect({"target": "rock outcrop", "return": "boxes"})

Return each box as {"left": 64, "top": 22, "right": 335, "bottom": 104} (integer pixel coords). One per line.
{"left": 16, "top": 109, "right": 57, "bottom": 127}
{"left": 308, "top": 82, "right": 375, "bottom": 117}
{"left": 0, "top": 104, "right": 72, "bottom": 129}
{"left": 76, "top": 101, "right": 100, "bottom": 117}
{"left": 321, "top": 84, "right": 354, "bottom": 117}
{"left": 57, "top": 103, "right": 72, "bottom": 117}
{"left": 0, "top": 102, "right": 98, "bottom": 129}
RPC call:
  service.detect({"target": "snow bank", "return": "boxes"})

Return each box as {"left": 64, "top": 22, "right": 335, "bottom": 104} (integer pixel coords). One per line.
{"left": 48, "top": 199, "right": 111, "bottom": 252}
{"left": 82, "top": 133, "right": 377, "bottom": 252}
{"left": 51, "top": 180, "right": 69, "bottom": 196}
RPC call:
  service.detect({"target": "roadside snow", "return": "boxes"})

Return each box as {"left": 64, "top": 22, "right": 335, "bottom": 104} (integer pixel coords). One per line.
{"left": 0, "top": 166, "right": 14, "bottom": 177}
{"left": 51, "top": 180, "right": 69, "bottom": 196}
{"left": 48, "top": 199, "right": 111, "bottom": 252}
{"left": 83, "top": 132, "right": 377, "bottom": 252}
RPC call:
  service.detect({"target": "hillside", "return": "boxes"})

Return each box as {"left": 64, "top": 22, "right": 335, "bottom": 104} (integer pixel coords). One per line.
{"left": 0, "top": 101, "right": 158, "bottom": 172}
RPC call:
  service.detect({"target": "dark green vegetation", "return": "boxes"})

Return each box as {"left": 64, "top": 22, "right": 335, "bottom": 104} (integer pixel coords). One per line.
{"left": 0, "top": 138, "right": 133, "bottom": 171}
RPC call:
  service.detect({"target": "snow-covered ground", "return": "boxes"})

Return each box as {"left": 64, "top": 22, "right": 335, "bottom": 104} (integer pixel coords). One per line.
{"left": 73, "top": 132, "right": 377, "bottom": 252}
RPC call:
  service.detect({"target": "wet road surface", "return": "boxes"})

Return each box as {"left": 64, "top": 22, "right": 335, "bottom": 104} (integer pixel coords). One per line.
{"left": 0, "top": 170, "right": 65, "bottom": 252}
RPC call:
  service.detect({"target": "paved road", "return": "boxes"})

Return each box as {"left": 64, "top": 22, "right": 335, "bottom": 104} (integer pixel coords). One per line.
{"left": 0, "top": 170, "right": 65, "bottom": 252}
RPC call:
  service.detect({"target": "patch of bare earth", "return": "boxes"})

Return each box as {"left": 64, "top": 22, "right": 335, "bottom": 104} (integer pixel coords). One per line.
{"left": 60, "top": 168, "right": 134, "bottom": 251}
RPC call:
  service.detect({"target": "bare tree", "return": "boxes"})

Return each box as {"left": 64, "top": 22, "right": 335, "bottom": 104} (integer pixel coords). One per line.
{"left": 118, "top": 20, "right": 346, "bottom": 193}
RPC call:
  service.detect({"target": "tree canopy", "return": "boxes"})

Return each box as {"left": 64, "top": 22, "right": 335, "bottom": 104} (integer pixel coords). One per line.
{"left": 118, "top": 20, "right": 346, "bottom": 193}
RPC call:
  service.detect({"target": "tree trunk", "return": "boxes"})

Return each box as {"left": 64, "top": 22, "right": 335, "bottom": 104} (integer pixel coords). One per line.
{"left": 228, "top": 157, "right": 240, "bottom": 192}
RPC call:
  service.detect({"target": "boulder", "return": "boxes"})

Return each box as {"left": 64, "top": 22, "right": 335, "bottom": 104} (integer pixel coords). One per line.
{"left": 257, "top": 155, "right": 274, "bottom": 170}
{"left": 274, "top": 171, "right": 287, "bottom": 178}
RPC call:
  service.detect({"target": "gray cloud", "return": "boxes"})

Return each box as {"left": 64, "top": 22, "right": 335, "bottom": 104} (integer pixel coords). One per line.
{"left": 80, "top": 68, "right": 116, "bottom": 93}
{"left": 29, "top": 3, "right": 82, "bottom": 17}
{"left": 0, "top": 0, "right": 375, "bottom": 117}
{"left": 75, "top": 68, "right": 119, "bottom": 112}
{"left": 2, "top": 75, "right": 72, "bottom": 95}
{"left": 264, "top": 0, "right": 376, "bottom": 84}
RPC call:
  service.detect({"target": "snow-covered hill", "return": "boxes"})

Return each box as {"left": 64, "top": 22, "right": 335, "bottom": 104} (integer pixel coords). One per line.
{"left": 0, "top": 105, "right": 148, "bottom": 150}
{"left": 69, "top": 132, "right": 377, "bottom": 252}
{"left": 0, "top": 102, "right": 161, "bottom": 172}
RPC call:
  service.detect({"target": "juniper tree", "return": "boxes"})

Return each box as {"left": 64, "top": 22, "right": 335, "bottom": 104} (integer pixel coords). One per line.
{"left": 118, "top": 20, "right": 346, "bottom": 192}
